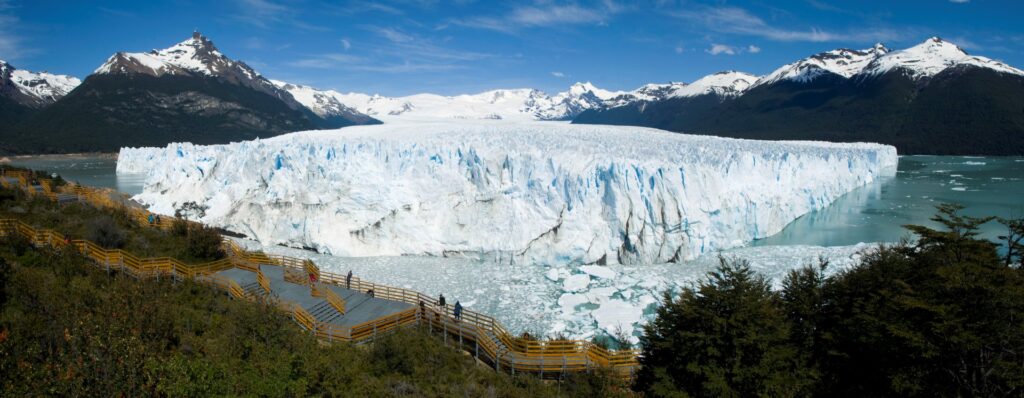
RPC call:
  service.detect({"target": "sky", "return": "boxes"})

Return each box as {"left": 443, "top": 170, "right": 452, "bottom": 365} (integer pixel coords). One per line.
{"left": 2, "top": 0, "right": 1023, "bottom": 96}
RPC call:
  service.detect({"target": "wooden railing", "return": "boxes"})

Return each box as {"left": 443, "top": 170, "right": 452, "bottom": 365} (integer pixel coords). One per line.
{"left": 312, "top": 283, "right": 347, "bottom": 315}
{"left": 1, "top": 166, "right": 642, "bottom": 377}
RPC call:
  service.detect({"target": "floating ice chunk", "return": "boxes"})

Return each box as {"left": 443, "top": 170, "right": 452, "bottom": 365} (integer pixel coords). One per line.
{"left": 545, "top": 268, "right": 565, "bottom": 282}
{"left": 951, "top": 187, "right": 967, "bottom": 191}
{"left": 579, "top": 265, "right": 617, "bottom": 279}
{"left": 964, "top": 161, "right": 986, "bottom": 165}
{"left": 563, "top": 274, "right": 591, "bottom": 292}
{"left": 592, "top": 299, "right": 645, "bottom": 343}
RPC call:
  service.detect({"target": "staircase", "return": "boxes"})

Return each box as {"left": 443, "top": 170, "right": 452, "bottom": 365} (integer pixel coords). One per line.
{"left": 242, "top": 282, "right": 269, "bottom": 300}
{"left": 308, "top": 300, "right": 344, "bottom": 324}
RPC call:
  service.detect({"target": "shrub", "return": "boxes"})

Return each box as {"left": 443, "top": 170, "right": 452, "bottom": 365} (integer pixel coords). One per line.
{"left": 86, "top": 216, "right": 126, "bottom": 249}
{"left": 1, "top": 232, "right": 32, "bottom": 257}
{"left": 187, "top": 224, "right": 225, "bottom": 261}
{"left": 171, "top": 218, "right": 189, "bottom": 237}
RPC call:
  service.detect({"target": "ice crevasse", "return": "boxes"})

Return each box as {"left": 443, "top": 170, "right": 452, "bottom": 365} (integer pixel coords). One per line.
{"left": 118, "top": 121, "right": 897, "bottom": 266}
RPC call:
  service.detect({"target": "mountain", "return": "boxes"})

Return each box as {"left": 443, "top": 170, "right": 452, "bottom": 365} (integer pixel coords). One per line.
{"left": 574, "top": 38, "right": 1024, "bottom": 155}
{"left": 1, "top": 32, "right": 378, "bottom": 154}
{"left": 273, "top": 81, "right": 636, "bottom": 122}
{"left": 0, "top": 60, "right": 80, "bottom": 128}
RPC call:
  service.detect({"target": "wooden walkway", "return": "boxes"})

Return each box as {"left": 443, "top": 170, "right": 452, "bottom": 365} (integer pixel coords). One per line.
{"left": 0, "top": 167, "right": 640, "bottom": 379}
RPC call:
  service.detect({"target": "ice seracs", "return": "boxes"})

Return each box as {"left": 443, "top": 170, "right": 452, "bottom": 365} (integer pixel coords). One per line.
{"left": 118, "top": 121, "right": 897, "bottom": 266}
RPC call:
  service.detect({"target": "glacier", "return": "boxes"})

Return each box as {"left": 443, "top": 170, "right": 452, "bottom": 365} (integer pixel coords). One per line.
{"left": 117, "top": 121, "right": 897, "bottom": 266}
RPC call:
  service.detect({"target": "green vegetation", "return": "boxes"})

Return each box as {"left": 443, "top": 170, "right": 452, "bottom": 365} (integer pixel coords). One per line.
{"left": 637, "top": 204, "right": 1024, "bottom": 397}
{"left": 0, "top": 186, "right": 223, "bottom": 262}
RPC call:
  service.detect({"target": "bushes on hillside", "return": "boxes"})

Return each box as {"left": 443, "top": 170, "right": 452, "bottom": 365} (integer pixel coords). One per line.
{"left": 637, "top": 204, "right": 1024, "bottom": 397}
{"left": 86, "top": 216, "right": 126, "bottom": 249}
{"left": 186, "top": 224, "right": 225, "bottom": 261}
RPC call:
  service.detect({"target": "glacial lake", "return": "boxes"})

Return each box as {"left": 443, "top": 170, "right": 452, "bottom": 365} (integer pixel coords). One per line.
{"left": 8, "top": 154, "right": 1022, "bottom": 248}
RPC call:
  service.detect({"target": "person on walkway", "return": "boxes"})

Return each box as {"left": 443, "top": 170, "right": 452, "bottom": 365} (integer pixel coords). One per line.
{"left": 366, "top": 288, "right": 374, "bottom": 298}
{"left": 346, "top": 270, "right": 352, "bottom": 289}
{"left": 438, "top": 294, "right": 446, "bottom": 309}
{"left": 155, "top": 215, "right": 161, "bottom": 225}
{"left": 148, "top": 214, "right": 154, "bottom": 225}
{"left": 453, "top": 301, "right": 463, "bottom": 321}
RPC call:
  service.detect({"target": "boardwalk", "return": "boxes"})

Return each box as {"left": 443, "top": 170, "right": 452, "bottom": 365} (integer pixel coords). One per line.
{"left": 0, "top": 167, "right": 640, "bottom": 378}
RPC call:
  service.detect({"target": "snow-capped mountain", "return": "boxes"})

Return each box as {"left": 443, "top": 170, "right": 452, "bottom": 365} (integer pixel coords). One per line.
{"left": 862, "top": 37, "right": 1024, "bottom": 79}
{"left": 274, "top": 77, "right": 762, "bottom": 123}
{"left": 755, "top": 44, "right": 889, "bottom": 86}
{"left": 270, "top": 80, "right": 378, "bottom": 125}
{"left": 94, "top": 32, "right": 302, "bottom": 108}
{"left": 672, "top": 71, "right": 758, "bottom": 97}
{"left": 3, "top": 32, "right": 379, "bottom": 153}
{"left": 271, "top": 81, "right": 627, "bottom": 122}
{"left": 0, "top": 60, "right": 80, "bottom": 108}
{"left": 574, "top": 37, "right": 1024, "bottom": 155}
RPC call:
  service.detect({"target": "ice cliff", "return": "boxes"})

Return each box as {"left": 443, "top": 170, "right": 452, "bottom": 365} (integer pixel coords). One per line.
{"left": 118, "top": 121, "right": 897, "bottom": 265}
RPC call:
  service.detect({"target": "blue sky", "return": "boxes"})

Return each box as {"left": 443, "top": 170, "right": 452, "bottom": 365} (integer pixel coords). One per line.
{"left": 2, "top": 0, "right": 1023, "bottom": 95}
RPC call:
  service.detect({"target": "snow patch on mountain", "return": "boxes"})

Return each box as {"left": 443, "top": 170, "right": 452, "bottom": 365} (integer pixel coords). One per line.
{"left": 270, "top": 80, "right": 366, "bottom": 120}
{"left": 118, "top": 121, "right": 897, "bottom": 266}
{"left": 863, "top": 37, "right": 1024, "bottom": 79}
{"left": 0, "top": 60, "right": 80, "bottom": 107}
{"left": 756, "top": 44, "right": 889, "bottom": 86}
{"left": 671, "top": 71, "right": 758, "bottom": 97}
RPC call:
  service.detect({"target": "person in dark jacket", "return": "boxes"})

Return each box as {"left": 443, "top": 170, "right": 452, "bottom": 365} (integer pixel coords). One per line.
{"left": 453, "top": 301, "right": 463, "bottom": 321}
{"left": 346, "top": 270, "right": 352, "bottom": 289}
{"left": 438, "top": 294, "right": 446, "bottom": 308}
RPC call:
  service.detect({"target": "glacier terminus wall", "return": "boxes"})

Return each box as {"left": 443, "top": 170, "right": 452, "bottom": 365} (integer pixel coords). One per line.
{"left": 117, "top": 121, "right": 897, "bottom": 266}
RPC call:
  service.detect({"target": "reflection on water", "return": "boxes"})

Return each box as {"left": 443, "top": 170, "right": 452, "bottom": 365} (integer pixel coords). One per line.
{"left": 6, "top": 154, "right": 1023, "bottom": 247}
{"left": 753, "top": 156, "right": 1024, "bottom": 247}
{"left": 3, "top": 155, "right": 146, "bottom": 196}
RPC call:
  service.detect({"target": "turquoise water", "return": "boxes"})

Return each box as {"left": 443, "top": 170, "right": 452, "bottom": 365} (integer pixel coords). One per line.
{"left": 4, "top": 155, "right": 146, "bottom": 195}
{"left": 753, "top": 156, "right": 1024, "bottom": 247}
{"left": 7, "top": 154, "right": 1023, "bottom": 246}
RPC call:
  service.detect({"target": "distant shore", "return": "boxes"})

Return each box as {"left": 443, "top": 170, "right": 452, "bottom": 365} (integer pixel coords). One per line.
{"left": 0, "top": 152, "right": 119, "bottom": 163}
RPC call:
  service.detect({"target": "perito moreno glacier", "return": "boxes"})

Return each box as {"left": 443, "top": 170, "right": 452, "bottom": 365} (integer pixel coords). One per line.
{"left": 117, "top": 121, "right": 897, "bottom": 266}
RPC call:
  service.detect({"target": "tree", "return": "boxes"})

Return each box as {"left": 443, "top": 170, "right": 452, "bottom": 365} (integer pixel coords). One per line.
{"left": 636, "top": 257, "right": 812, "bottom": 397}
{"left": 903, "top": 202, "right": 995, "bottom": 264}
{"left": 998, "top": 217, "right": 1024, "bottom": 267}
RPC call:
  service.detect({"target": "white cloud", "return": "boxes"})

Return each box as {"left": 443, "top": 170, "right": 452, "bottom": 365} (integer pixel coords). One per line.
{"left": 673, "top": 6, "right": 911, "bottom": 43}
{"left": 551, "top": 71, "right": 566, "bottom": 78}
{"left": 453, "top": 1, "right": 623, "bottom": 34}
{"left": 372, "top": 27, "right": 414, "bottom": 43}
{"left": 674, "top": 46, "right": 684, "bottom": 54}
{"left": 706, "top": 43, "right": 736, "bottom": 55}
{"left": 231, "top": 0, "right": 330, "bottom": 31}
{"left": 341, "top": 38, "right": 352, "bottom": 50}
{"left": 747, "top": 45, "right": 761, "bottom": 53}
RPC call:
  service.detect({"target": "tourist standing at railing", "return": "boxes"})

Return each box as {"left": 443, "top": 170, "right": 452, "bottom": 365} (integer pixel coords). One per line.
{"left": 438, "top": 294, "right": 446, "bottom": 309}
{"left": 454, "top": 301, "right": 463, "bottom": 321}
{"left": 148, "top": 214, "right": 154, "bottom": 225}
{"left": 346, "top": 270, "right": 352, "bottom": 289}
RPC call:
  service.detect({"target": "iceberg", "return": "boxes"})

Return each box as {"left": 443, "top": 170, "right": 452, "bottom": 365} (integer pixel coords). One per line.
{"left": 118, "top": 120, "right": 897, "bottom": 265}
